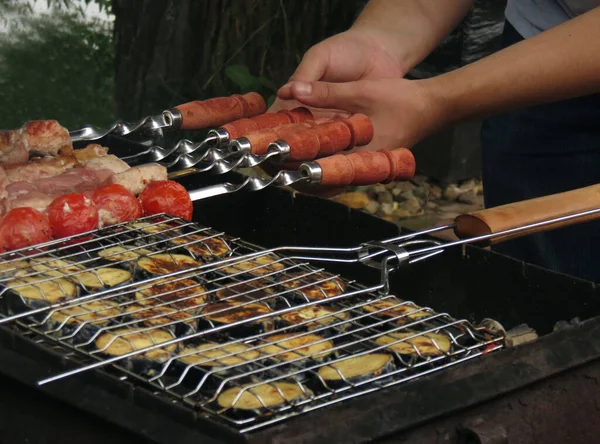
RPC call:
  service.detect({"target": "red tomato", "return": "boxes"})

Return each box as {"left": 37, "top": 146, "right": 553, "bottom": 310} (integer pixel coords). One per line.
{"left": 0, "top": 207, "right": 52, "bottom": 251}
{"left": 139, "top": 180, "right": 193, "bottom": 221}
{"left": 46, "top": 193, "right": 99, "bottom": 238}
{"left": 92, "top": 184, "right": 143, "bottom": 227}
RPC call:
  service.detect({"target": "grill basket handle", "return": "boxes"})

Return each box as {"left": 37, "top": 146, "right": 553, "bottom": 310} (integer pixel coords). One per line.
{"left": 454, "top": 183, "right": 600, "bottom": 245}
{"left": 221, "top": 107, "right": 313, "bottom": 139}
{"left": 169, "top": 92, "right": 267, "bottom": 130}
{"left": 313, "top": 147, "right": 416, "bottom": 186}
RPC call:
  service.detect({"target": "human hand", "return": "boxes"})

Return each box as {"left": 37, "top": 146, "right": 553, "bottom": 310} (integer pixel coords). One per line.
{"left": 278, "top": 77, "right": 443, "bottom": 153}
{"left": 269, "top": 28, "right": 407, "bottom": 116}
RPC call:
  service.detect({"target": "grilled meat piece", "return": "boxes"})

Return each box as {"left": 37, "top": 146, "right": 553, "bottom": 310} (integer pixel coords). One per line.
{"left": 85, "top": 154, "right": 130, "bottom": 175}
{"left": 8, "top": 191, "right": 55, "bottom": 213}
{"left": 4, "top": 156, "right": 78, "bottom": 183}
{"left": 0, "top": 131, "right": 28, "bottom": 165}
{"left": 20, "top": 120, "right": 71, "bottom": 157}
{"left": 74, "top": 144, "right": 108, "bottom": 164}
{"left": 107, "top": 164, "right": 167, "bottom": 195}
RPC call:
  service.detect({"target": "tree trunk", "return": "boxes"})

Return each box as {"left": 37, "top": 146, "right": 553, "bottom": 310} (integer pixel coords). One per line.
{"left": 112, "top": 0, "right": 359, "bottom": 120}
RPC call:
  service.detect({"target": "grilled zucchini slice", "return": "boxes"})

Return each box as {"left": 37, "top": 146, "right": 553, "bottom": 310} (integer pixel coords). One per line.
{"left": 49, "top": 300, "right": 122, "bottom": 326}
{"left": 29, "top": 258, "right": 85, "bottom": 278}
{"left": 221, "top": 254, "right": 285, "bottom": 276}
{"left": 179, "top": 342, "right": 260, "bottom": 367}
{"left": 279, "top": 271, "right": 346, "bottom": 301}
{"left": 317, "top": 353, "right": 394, "bottom": 383}
{"left": 95, "top": 327, "right": 177, "bottom": 359}
{"left": 70, "top": 267, "right": 132, "bottom": 289}
{"left": 134, "top": 277, "right": 209, "bottom": 310}
{"left": 217, "top": 382, "right": 311, "bottom": 410}
{"left": 375, "top": 331, "right": 451, "bottom": 356}
{"left": 280, "top": 305, "right": 351, "bottom": 331}
{"left": 98, "top": 246, "right": 153, "bottom": 262}
{"left": 6, "top": 275, "right": 77, "bottom": 303}
{"left": 260, "top": 333, "right": 334, "bottom": 362}
{"left": 125, "top": 304, "right": 196, "bottom": 329}
{"left": 170, "top": 233, "right": 231, "bottom": 259}
{"left": 363, "top": 297, "right": 431, "bottom": 321}
{"left": 215, "top": 281, "right": 274, "bottom": 303}
{"left": 137, "top": 254, "right": 201, "bottom": 276}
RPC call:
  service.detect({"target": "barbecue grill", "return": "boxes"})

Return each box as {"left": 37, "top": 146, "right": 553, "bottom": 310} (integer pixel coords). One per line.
{"left": 1, "top": 131, "right": 600, "bottom": 444}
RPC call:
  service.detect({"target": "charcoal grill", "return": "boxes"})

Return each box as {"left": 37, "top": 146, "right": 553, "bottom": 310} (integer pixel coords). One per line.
{"left": 1, "top": 135, "right": 600, "bottom": 444}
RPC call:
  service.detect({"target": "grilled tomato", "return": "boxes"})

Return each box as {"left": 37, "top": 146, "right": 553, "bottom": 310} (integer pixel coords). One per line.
{"left": 139, "top": 180, "right": 192, "bottom": 221}
{"left": 47, "top": 193, "right": 99, "bottom": 238}
{"left": 92, "top": 183, "right": 143, "bottom": 227}
{"left": 0, "top": 207, "right": 52, "bottom": 251}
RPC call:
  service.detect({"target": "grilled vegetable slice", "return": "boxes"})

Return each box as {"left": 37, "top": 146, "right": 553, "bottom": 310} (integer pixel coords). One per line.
{"left": 217, "top": 382, "right": 311, "bottom": 410}
{"left": 125, "top": 304, "right": 196, "bottom": 330}
{"left": 95, "top": 327, "right": 177, "bottom": 359}
{"left": 279, "top": 271, "right": 346, "bottom": 300}
{"left": 200, "top": 301, "right": 274, "bottom": 337}
{"left": 179, "top": 342, "right": 260, "bottom": 367}
{"left": 68, "top": 267, "right": 132, "bottom": 289}
{"left": 170, "top": 233, "right": 231, "bottom": 259}
{"left": 0, "top": 259, "right": 31, "bottom": 277}
{"left": 280, "top": 305, "right": 351, "bottom": 331}
{"left": 49, "top": 300, "right": 121, "bottom": 326}
{"left": 6, "top": 275, "right": 77, "bottom": 303}
{"left": 29, "top": 257, "right": 84, "bottom": 278}
{"left": 137, "top": 254, "right": 201, "bottom": 275}
{"left": 317, "top": 353, "right": 394, "bottom": 383}
{"left": 98, "top": 246, "right": 152, "bottom": 263}
{"left": 363, "top": 297, "right": 431, "bottom": 321}
{"left": 134, "top": 278, "right": 208, "bottom": 310}
{"left": 215, "top": 281, "right": 274, "bottom": 303}
{"left": 221, "top": 254, "right": 285, "bottom": 276}
{"left": 131, "top": 221, "right": 174, "bottom": 235}
{"left": 375, "top": 332, "right": 452, "bottom": 356}
{"left": 260, "top": 333, "right": 334, "bottom": 362}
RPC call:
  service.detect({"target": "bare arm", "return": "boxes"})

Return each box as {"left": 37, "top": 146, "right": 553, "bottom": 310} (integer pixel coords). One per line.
{"left": 350, "top": 0, "right": 475, "bottom": 73}
{"left": 426, "top": 6, "right": 600, "bottom": 127}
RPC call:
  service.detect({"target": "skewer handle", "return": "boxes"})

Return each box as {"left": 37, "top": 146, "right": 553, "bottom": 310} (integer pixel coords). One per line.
{"left": 281, "top": 114, "right": 374, "bottom": 161}
{"left": 313, "top": 148, "right": 415, "bottom": 186}
{"left": 220, "top": 107, "right": 313, "bottom": 139}
{"left": 171, "top": 93, "right": 267, "bottom": 130}
{"left": 242, "top": 120, "right": 325, "bottom": 155}
{"left": 454, "top": 184, "right": 600, "bottom": 245}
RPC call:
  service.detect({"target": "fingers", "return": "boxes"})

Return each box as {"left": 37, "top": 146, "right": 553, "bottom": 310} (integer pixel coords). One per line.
{"left": 278, "top": 81, "right": 369, "bottom": 114}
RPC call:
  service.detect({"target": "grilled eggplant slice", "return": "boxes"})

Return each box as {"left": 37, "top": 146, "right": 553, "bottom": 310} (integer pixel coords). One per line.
{"left": 5, "top": 275, "right": 78, "bottom": 313}
{"left": 215, "top": 280, "right": 275, "bottom": 304}
{"left": 134, "top": 277, "right": 209, "bottom": 312}
{"left": 363, "top": 297, "right": 431, "bottom": 323}
{"left": 0, "top": 259, "right": 31, "bottom": 277}
{"left": 170, "top": 233, "right": 231, "bottom": 260}
{"left": 45, "top": 300, "right": 122, "bottom": 343}
{"left": 30, "top": 257, "right": 132, "bottom": 290}
{"left": 280, "top": 305, "right": 351, "bottom": 333}
{"left": 94, "top": 327, "right": 177, "bottom": 377}
{"left": 260, "top": 333, "right": 335, "bottom": 363}
{"left": 220, "top": 254, "right": 285, "bottom": 277}
{"left": 199, "top": 300, "right": 274, "bottom": 337}
{"left": 125, "top": 304, "right": 197, "bottom": 336}
{"left": 279, "top": 271, "right": 346, "bottom": 301}
{"left": 316, "top": 353, "right": 395, "bottom": 387}
{"left": 137, "top": 254, "right": 201, "bottom": 276}
{"left": 216, "top": 381, "right": 312, "bottom": 419}
{"left": 375, "top": 331, "right": 452, "bottom": 357}
{"left": 98, "top": 246, "right": 153, "bottom": 267}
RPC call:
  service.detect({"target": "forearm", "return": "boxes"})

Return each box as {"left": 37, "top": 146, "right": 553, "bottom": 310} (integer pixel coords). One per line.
{"left": 426, "top": 7, "right": 600, "bottom": 126}
{"left": 351, "top": 0, "right": 474, "bottom": 73}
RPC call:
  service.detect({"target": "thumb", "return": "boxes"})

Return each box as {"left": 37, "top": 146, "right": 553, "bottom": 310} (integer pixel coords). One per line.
{"left": 280, "top": 80, "right": 368, "bottom": 114}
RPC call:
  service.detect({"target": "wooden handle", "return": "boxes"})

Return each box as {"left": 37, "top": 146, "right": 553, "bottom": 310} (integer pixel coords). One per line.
{"left": 281, "top": 113, "right": 374, "bottom": 161}
{"left": 315, "top": 148, "right": 415, "bottom": 186}
{"left": 220, "top": 107, "right": 313, "bottom": 139}
{"left": 454, "top": 184, "right": 600, "bottom": 245}
{"left": 244, "top": 121, "right": 322, "bottom": 155}
{"left": 174, "top": 92, "right": 266, "bottom": 130}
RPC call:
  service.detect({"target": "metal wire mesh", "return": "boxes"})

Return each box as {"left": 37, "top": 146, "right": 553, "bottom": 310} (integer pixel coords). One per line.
{"left": 0, "top": 215, "right": 504, "bottom": 433}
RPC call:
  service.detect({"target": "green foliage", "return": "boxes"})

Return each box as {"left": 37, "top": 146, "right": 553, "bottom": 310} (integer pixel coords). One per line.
{"left": 224, "top": 64, "right": 277, "bottom": 108}
{"left": 0, "top": 9, "right": 116, "bottom": 130}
